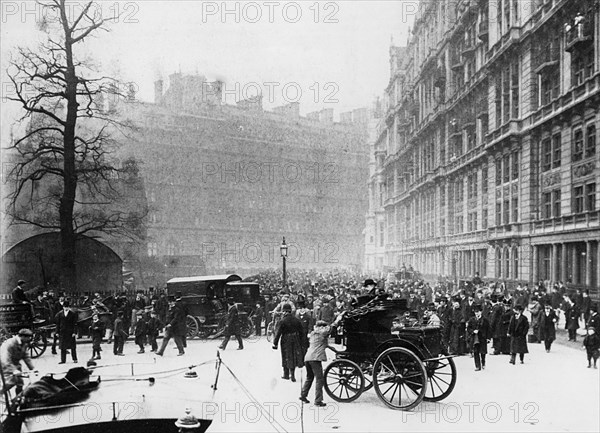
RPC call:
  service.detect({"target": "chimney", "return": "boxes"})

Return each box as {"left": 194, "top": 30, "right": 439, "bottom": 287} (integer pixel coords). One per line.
{"left": 154, "top": 79, "right": 163, "bottom": 105}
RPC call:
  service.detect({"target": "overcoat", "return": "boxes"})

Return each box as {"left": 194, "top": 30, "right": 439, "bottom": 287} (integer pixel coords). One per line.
{"left": 508, "top": 314, "right": 529, "bottom": 354}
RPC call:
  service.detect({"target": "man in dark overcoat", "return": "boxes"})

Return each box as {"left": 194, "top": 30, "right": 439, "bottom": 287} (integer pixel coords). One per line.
{"left": 467, "top": 305, "right": 489, "bottom": 371}
{"left": 219, "top": 298, "right": 244, "bottom": 350}
{"left": 508, "top": 305, "right": 529, "bottom": 364}
{"left": 156, "top": 292, "right": 186, "bottom": 356}
{"left": 564, "top": 297, "right": 581, "bottom": 341}
{"left": 448, "top": 297, "right": 465, "bottom": 355}
{"left": 55, "top": 300, "right": 78, "bottom": 364}
{"left": 539, "top": 304, "right": 558, "bottom": 352}
{"left": 272, "top": 303, "right": 305, "bottom": 382}
{"left": 586, "top": 304, "right": 599, "bottom": 333}
{"left": 489, "top": 296, "right": 503, "bottom": 354}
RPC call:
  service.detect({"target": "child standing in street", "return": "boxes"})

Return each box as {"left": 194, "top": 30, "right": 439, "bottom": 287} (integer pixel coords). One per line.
{"left": 113, "top": 311, "right": 127, "bottom": 356}
{"left": 89, "top": 314, "right": 105, "bottom": 360}
{"left": 146, "top": 310, "right": 163, "bottom": 352}
{"left": 583, "top": 328, "right": 600, "bottom": 369}
{"left": 134, "top": 311, "right": 147, "bottom": 353}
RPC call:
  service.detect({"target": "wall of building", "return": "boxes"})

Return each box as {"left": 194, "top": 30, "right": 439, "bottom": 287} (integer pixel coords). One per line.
{"left": 368, "top": 0, "right": 600, "bottom": 292}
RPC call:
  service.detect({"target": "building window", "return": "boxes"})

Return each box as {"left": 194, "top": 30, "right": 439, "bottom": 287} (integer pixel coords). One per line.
{"left": 540, "top": 68, "right": 560, "bottom": 106}
{"left": 503, "top": 199, "right": 510, "bottom": 224}
{"left": 495, "top": 202, "right": 502, "bottom": 226}
{"left": 553, "top": 189, "right": 561, "bottom": 217}
{"left": 573, "top": 185, "right": 584, "bottom": 213}
{"left": 482, "top": 167, "right": 488, "bottom": 195}
{"left": 511, "top": 62, "right": 519, "bottom": 118}
{"left": 503, "top": 154, "right": 510, "bottom": 183}
{"left": 512, "top": 151, "right": 519, "bottom": 180}
{"left": 503, "top": 248, "right": 510, "bottom": 279}
{"left": 512, "top": 197, "right": 518, "bottom": 222}
{"left": 552, "top": 134, "right": 561, "bottom": 168}
{"left": 482, "top": 209, "right": 488, "bottom": 229}
{"left": 495, "top": 248, "right": 502, "bottom": 278}
{"left": 586, "top": 125, "right": 596, "bottom": 158}
{"left": 147, "top": 242, "right": 158, "bottom": 257}
{"left": 440, "top": 185, "right": 446, "bottom": 206}
{"left": 573, "top": 129, "right": 584, "bottom": 162}
{"left": 495, "top": 159, "right": 502, "bottom": 185}
{"left": 379, "top": 222, "right": 385, "bottom": 247}
{"left": 542, "top": 192, "right": 552, "bottom": 219}
{"left": 572, "top": 46, "right": 595, "bottom": 87}
{"left": 513, "top": 247, "right": 519, "bottom": 279}
{"left": 586, "top": 183, "right": 596, "bottom": 212}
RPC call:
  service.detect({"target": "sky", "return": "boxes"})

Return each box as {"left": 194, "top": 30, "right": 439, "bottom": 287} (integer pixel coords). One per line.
{"left": 0, "top": 0, "right": 415, "bottom": 141}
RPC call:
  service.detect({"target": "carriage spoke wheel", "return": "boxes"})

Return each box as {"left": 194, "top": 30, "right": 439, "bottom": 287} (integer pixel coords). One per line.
{"left": 29, "top": 331, "right": 47, "bottom": 358}
{"left": 423, "top": 356, "right": 457, "bottom": 402}
{"left": 324, "top": 359, "right": 365, "bottom": 403}
{"left": 373, "top": 347, "right": 427, "bottom": 410}
{"left": 240, "top": 317, "right": 255, "bottom": 339}
{"left": 186, "top": 316, "right": 200, "bottom": 339}
{"left": 266, "top": 322, "right": 275, "bottom": 343}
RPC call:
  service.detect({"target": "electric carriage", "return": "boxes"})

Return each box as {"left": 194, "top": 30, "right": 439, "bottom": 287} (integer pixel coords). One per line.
{"left": 324, "top": 298, "right": 457, "bottom": 410}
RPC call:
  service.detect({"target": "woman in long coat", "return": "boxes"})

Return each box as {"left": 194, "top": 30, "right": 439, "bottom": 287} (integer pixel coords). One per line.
{"left": 539, "top": 305, "right": 558, "bottom": 352}
{"left": 508, "top": 305, "right": 529, "bottom": 364}
{"left": 273, "top": 303, "right": 305, "bottom": 382}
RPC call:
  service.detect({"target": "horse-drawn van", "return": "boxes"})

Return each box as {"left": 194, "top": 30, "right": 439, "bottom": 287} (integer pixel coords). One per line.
{"left": 166, "top": 275, "right": 260, "bottom": 339}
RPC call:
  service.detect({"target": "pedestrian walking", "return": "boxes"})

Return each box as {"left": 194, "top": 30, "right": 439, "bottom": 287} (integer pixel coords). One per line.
{"left": 218, "top": 298, "right": 244, "bottom": 350}
{"left": 583, "top": 328, "right": 600, "bottom": 369}
{"left": 89, "top": 314, "right": 105, "bottom": 360}
{"left": 253, "top": 303, "right": 263, "bottom": 337}
{"left": 55, "top": 300, "right": 78, "bottom": 364}
{"left": 146, "top": 311, "right": 163, "bottom": 352}
{"left": 586, "top": 304, "right": 599, "bottom": 333}
{"left": 467, "top": 305, "right": 489, "bottom": 371}
{"left": 113, "top": 311, "right": 128, "bottom": 356}
{"left": 272, "top": 303, "right": 304, "bottom": 382}
{"left": 156, "top": 292, "right": 186, "bottom": 356}
{"left": 565, "top": 297, "right": 581, "bottom": 341}
{"left": 508, "top": 305, "right": 529, "bottom": 365}
{"left": 539, "top": 305, "right": 558, "bottom": 353}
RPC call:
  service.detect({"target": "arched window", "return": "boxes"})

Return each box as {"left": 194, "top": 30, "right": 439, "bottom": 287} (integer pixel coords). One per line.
{"left": 513, "top": 247, "right": 519, "bottom": 280}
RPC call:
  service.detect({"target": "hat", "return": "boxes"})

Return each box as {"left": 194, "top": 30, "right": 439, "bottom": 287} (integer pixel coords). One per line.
{"left": 363, "top": 279, "right": 376, "bottom": 287}
{"left": 63, "top": 300, "right": 71, "bottom": 307}
{"left": 473, "top": 304, "right": 483, "bottom": 312}
{"left": 18, "top": 328, "right": 33, "bottom": 337}
{"left": 315, "top": 320, "right": 328, "bottom": 327}
{"left": 282, "top": 304, "right": 292, "bottom": 312}
{"left": 17, "top": 280, "right": 26, "bottom": 285}
{"left": 514, "top": 305, "right": 524, "bottom": 312}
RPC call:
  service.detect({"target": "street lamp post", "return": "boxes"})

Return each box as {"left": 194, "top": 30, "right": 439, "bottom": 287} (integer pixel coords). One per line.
{"left": 280, "top": 237, "right": 288, "bottom": 288}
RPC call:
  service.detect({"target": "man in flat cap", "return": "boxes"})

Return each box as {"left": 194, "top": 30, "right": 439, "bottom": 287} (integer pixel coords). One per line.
{"left": 0, "top": 329, "right": 37, "bottom": 396}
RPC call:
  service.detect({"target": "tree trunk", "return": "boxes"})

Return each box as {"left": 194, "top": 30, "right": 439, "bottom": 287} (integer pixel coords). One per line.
{"left": 59, "top": 8, "right": 79, "bottom": 291}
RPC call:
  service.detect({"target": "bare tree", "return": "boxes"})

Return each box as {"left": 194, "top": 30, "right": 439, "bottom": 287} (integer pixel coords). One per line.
{"left": 5, "top": 0, "right": 146, "bottom": 290}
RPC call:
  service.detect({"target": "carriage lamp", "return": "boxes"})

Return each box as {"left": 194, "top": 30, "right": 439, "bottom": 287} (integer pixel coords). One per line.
{"left": 280, "top": 237, "right": 288, "bottom": 287}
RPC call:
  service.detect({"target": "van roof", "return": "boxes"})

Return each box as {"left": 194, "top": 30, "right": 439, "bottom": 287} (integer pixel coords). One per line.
{"left": 167, "top": 274, "right": 242, "bottom": 284}
{"left": 226, "top": 281, "right": 259, "bottom": 286}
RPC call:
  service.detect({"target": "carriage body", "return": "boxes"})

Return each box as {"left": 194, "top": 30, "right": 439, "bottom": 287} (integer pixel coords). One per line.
{"left": 166, "top": 275, "right": 259, "bottom": 339}
{"left": 325, "top": 298, "right": 457, "bottom": 410}
{"left": 0, "top": 302, "right": 49, "bottom": 358}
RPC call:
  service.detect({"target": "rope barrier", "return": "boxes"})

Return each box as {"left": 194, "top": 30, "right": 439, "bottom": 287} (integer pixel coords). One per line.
{"left": 220, "top": 359, "right": 289, "bottom": 433}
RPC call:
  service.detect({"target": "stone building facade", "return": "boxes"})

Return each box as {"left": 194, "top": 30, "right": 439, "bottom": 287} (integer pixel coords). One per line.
{"left": 367, "top": 0, "right": 599, "bottom": 292}
{"left": 120, "top": 73, "right": 370, "bottom": 275}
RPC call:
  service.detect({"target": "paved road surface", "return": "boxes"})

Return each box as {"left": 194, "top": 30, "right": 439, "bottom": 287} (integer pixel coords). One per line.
{"left": 23, "top": 334, "right": 600, "bottom": 432}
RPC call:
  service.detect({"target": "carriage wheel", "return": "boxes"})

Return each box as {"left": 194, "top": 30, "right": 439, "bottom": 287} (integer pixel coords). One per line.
{"left": 372, "top": 347, "right": 427, "bottom": 410}
{"left": 186, "top": 316, "right": 200, "bottom": 339}
{"left": 29, "top": 331, "right": 47, "bottom": 358}
{"left": 266, "top": 322, "right": 275, "bottom": 343}
{"left": 240, "top": 317, "right": 255, "bottom": 339}
{"left": 423, "top": 356, "right": 457, "bottom": 402}
{"left": 324, "top": 359, "right": 365, "bottom": 403}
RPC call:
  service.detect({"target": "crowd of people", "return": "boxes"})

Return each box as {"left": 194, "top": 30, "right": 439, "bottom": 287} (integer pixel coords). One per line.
{"left": 3, "top": 269, "right": 600, "bottom": 404}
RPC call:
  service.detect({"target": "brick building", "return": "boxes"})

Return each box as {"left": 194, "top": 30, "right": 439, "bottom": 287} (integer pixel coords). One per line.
{"left": 367, "top": 0, "right": 599, "bottom": 293}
